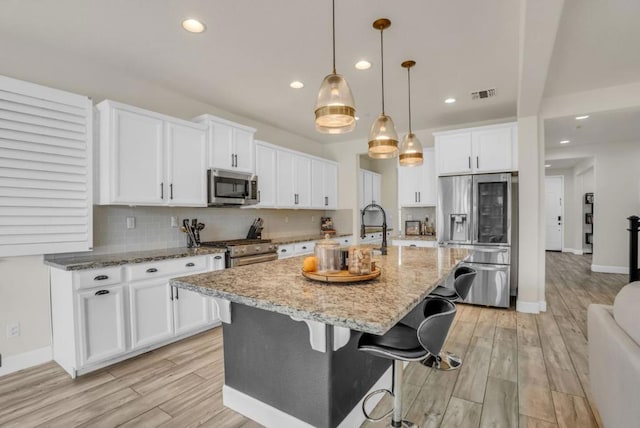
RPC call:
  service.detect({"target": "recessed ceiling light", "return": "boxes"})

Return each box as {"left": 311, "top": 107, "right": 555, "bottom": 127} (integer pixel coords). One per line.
{"left": 355, "top": 60, "right": 371, "bottom": 70}
{"left": 289, "top": 81, "right": 304, "bottom": 89}
{"left": 575, "top": 115, "right": 589, "bottom": 120}
{"left": 560, "top": 140, "right": 570, "bottom": 144}
{"left": 182, "top": 18, "right": 206, "bottom": 33}
{"left": 545, "top": 164, "right": 551, "bottom": 168}
{"left": 444, "top": 98, "right": 456, "bottom": 104}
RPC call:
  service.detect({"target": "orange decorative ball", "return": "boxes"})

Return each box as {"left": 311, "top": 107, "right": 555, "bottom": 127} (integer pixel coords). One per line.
{"left": 302, "top": 256, "right": 318, "bottom": 272}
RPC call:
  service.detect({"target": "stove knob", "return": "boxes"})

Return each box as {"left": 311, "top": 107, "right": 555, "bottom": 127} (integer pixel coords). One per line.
{"left": 240, "top": 248, "right": 246, "bottom": 254}
{"left": 255, "top": 246, "right": 261, "bottom": 252}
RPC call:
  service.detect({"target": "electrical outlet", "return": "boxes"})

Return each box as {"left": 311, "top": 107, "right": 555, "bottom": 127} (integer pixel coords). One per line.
{"left": 126, "top": 216, "right": 135, "bottom": 229}
{"left": 6, "top": 323, "right": 20, "bottom": 338}
{"left": 170, "top": 216, "right": 178, "bottom": 227}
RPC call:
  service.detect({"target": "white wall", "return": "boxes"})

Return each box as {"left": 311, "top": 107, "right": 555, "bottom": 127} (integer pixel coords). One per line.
{"left": 547, "top": 140, "right": 640, "bottom": 270}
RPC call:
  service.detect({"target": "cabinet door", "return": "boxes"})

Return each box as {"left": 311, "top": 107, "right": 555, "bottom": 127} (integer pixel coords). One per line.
{"left": 129, "top": 279, "right": 174, "bottom": 350}
{"left": 435, "top": 132, "right": 472, "bottom": 175}
{"left": 371, "top": 172, "right": 381, "bottom": 205}
{"left": 419, "top": 148, "right": 437, "bottom": 206}
{"left": 362, "top": 171, "right": 372, "bottom": 209}
{"left": 324, "top": 162, "right": 338, "bottom": 209}
{"left": 398, "top": 164, "right": 420, "bottom": 207}
{"left": 276, "top": 150, "right": 295, "bottom": 207}
{"left": 173, "top": 286, "right": 210, "bottom": 336}
{"left": 311, "top": 159, "right": 325, "bottom": 208}
{"left": 233, "top": 128, "right": 254, "bottom": 173}
{"left": 112, "top": 109, "right": 164, "bottom": 204}
{"left": 472, "top": 127, "right": 514, "bottom": 172}
{"left": 77, "top": 285, "right": 127, "bottom": 366}
{"left": 209, "top": 256, "right": 225, "bottom": 324}
{"left": 255, "top": 143, "right": 276, "bottom": 207}
{"left": 166, "top": 122, "right": 207, "bottom": 206}
{"left": 209, "top": 121, "right": 234, "bottom": 170}
{"left": 293, "top": 154, "right": 312, "bottom": 208}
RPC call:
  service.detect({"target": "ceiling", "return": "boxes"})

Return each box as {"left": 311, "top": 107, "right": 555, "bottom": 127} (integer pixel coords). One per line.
{"left": 544, "top": 158, "right": 588, "bottom": 170}
{"left": 544, "top": 106, "right": 640, "bottom": 148}
{"left": 0, "top": 0, "right": 520, "bottom": 143}
{"left": 544, "top": 0, "right": 640, "bottom": 98}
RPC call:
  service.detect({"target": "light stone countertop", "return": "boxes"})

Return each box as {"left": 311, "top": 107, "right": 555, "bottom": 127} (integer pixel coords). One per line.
{"left": 44, "top": 246, "right": 226, "bottom": 271}
{"left": 171, "top": 245, "right": 468, "bottom": 335}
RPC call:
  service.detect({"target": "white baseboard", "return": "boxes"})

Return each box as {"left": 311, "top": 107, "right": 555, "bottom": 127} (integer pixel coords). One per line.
{"left": 0, "top": 346, "right": 52, "bottom": 377}
{"left": 591, "top": 265, "right": 628, "bottom": 274}
{"left": 223, "top": 365, "right": 393, "bottom": 428}
{"left": 562, "top": 248, "right": 584, "bottom": 255}
{"left": 516, "top": 300, "right": 547, "bottom": 314}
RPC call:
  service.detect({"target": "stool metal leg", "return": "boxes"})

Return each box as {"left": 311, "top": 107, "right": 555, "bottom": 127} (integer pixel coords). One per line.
{"left": 421, "top": 351, "right": 462, "bottom": 371}
{"left": 391, "top": 360, "right": 417, "bottom": 428}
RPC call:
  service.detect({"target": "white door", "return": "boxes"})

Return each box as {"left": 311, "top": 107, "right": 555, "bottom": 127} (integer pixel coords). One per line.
{"left": 293, "top": 154, "right": 312, "bottom": 208}
{"left": 233, "top": 128, "right": 254, "bottom": 173}
{"left": 129, "top": 279, "right": 174, "bottom": 350}
{"left": 311, "top": 159, "right": 325, "bottom": 208}
{"left": 435, "top": 133, "right": 472, "bottom": 175}
{"left": 255, "top": 143, "right": 277, "bottom": 207}
{"left": 173, "top": 286, "right": 210, "bottom": 336}
{"left": 209, "top": 121, "right": 234, "bottom": 170}
{"left": 324, "top": 162, "right": 338, "bottom": 209}
{"left": 77, "top": 285, "right": 127, "bottom": 366}
{"left": 166, "top": 122, "right": 207, "bottom": 206}
{"left": 472, "top": 127, "right": 514, "bottom": 173}
{"left": 545, "top": 176, "right": 563, "bottom": 251}
{"left": 276, "top": 150, "right": 295, "bottom": 207}
{"left": 112, "top": 109, "right": 164, "bottom": 204}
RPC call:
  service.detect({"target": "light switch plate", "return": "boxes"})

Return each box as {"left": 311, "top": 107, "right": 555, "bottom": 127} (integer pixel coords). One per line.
{"left": 126, "top": 216, "right": 135, "bottom": 229}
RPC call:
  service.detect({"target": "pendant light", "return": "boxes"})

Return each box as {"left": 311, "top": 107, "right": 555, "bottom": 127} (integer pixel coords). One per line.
{"left": 368, "top": 18, "right": 398, "bottom": 159}
{"left": 314, "top": 0, "right": 356, "bottom": 134}
{"left": 399, "top": 60, "right": 424, "bottom": 166}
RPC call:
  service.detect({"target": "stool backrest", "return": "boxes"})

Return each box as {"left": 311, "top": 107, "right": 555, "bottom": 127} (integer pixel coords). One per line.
{"left": 454, "top": 266, "right": 477, "bottom": 301}
{"left": 416, "top": 297, "right": 456, "bottom": 356}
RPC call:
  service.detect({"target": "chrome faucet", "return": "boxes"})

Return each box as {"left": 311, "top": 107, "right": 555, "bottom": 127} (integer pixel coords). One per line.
{"left": 361, "top": 203, "right": 388, "bottom": 255}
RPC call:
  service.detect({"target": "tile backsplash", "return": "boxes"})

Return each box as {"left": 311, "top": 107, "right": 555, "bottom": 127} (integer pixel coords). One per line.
{"left": 87, "top": 206, "right": 352, "bottom": 254}
{"left": 399, "top": 207, "right": 436, "bottom": 236}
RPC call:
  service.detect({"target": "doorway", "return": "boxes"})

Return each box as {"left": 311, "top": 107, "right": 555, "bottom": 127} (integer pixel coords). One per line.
{"left": 545, "top": 176, "right": 564, "bottom": 251}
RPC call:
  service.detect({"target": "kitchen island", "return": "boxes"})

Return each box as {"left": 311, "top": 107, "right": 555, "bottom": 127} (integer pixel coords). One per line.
{"left": 171, "top": 245, "right": 467, "bottom": 428}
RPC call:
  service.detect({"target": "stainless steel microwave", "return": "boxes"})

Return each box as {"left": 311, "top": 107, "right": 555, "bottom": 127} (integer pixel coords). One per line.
{"left": 207, "top": 169, "right": 258, "bottom": 206}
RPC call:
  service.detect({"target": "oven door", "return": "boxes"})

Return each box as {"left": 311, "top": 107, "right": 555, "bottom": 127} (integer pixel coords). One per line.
{"left": 229, "top": 253, "right": 278, "bottom": 267}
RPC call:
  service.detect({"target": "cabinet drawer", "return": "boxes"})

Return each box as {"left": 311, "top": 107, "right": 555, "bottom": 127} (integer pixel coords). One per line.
{"left": 74, "top": 267, "right": 123, "bottom": 289}
{"left": 277, "top": 244, "right": 295, "bottom": 259}
{"left": 338, "top": 235, "right": 354, "bottom": 246}
{"left": 128, "top": 256, "right": 209, "bottom": 281}
{"left": 294, "top": 241, "right": 315, "bottom": 255}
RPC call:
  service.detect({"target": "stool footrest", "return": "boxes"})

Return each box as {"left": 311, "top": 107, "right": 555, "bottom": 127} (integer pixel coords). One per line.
{"left": 362, "top": 388, "right": 393, "bottom": 422}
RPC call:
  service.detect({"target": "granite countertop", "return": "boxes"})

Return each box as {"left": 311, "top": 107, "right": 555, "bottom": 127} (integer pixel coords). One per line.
{"left": 393, "top": 235, "right": 437, "bottom": 241}
{"left": 44, "top": 246, "right": 226, "bottom": 271}
{"left": 271, "top": 232, "right": 352, "bottom": 245}
{"left": 171, "top": 245, "right": 468, "bottom": 335}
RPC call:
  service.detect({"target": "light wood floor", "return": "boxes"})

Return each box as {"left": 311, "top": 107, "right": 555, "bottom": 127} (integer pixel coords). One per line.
{"left": 0, "top": 252, "right": 628, "bottom": 427}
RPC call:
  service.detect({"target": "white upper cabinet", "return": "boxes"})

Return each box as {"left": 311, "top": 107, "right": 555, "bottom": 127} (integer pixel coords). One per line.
{"left": 276, "top": 150, "right": 295, "bottom": 207}
{"left": 360, "top": 169, "right": 382, "bottom": 209}
{"left": 434, "top": 122, "right": 517, "bottom": 175}
{"left": 193, "top": 114, "right": 256, "bottom": 174}
{"left": 96, "top": 100, "right": 207, "bottom": 207}
{"left": 277, "top": 150, "right": 311, "bottom": 208}
{"left": 255, "top": 141, "right": 277, "bottom": 207}
{"left": 398, "top": 148, "right": 436, "bottom": 207}
{"left": 311, "top": 159, "right": 338, "bottom": 209}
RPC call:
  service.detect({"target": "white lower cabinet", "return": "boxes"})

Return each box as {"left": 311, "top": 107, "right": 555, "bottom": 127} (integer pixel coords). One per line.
{"left": 77, "top": 284, "right": 127, "bottom": 367}
{"left": 51, "top": 254, "right": 225, "bottom": 377}
{"left": 129, "top": 279, "right": 174, "bottom": 350}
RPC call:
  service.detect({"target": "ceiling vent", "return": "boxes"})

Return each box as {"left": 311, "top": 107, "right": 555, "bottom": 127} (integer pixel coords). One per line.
{"left": 470, "top": 88, "right": 496, "bottom": 100}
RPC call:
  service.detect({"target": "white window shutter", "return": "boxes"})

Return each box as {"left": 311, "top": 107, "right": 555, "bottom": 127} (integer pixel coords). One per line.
{"left": 0, "top": 75, "right": 93, "bottom": 257}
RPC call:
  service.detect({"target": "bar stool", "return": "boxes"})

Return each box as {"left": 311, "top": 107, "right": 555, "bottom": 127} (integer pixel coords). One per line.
{"left": 358, "top": 297, "right": 456, "bottom": 428}
{"left": 422, "top": 266, "right": 477, "bottom": 371}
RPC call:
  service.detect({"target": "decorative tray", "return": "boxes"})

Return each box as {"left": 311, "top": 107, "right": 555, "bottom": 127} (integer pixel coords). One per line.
{"left": 302, "top": 267, "right": 381, "bottom": 283}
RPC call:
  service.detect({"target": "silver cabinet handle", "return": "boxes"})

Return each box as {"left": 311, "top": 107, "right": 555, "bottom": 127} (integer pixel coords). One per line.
{"left": 258, "top": 190, "right": 261, "bottom": 202}
{"left": 476, "top": 156, "right": 479, "bottom": 169}
{"left": 468, "top": 156, "right": 471, "bottom": 169}
{"left": 94, "top": 275, "right": 109, "bottom": 281}
{"left": 281, "top": 248, "right": 287, "bottom": 253}
{"left": 146, "top": 268, "right": 158, "bottom": 273}
{"left": 231, "top": 153, "right": 235, "bottom": 167}
{"left": 185, "top": 262, "right": 195, "bottom": 267}
{"left": 160, "top": 182, "right": 164, "bottom": 199}
{"left": 175, "top": 287, "right": 179, "bottom": 300}
{"left": 95, "top": 289, "right": 110, "bottom": 296}
{"left": 214, "top": 255, "right": 223, "bottom": 260}
{"left": 170, "top": 183, "right": 174, "bottom": 200}
{"left": 325, "top": 196, "right": 328, "bottom": 206}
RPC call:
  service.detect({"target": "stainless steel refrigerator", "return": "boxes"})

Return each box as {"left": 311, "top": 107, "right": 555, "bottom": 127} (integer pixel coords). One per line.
{"left": 437, "top": 173, "right": 518, "bottom": 308}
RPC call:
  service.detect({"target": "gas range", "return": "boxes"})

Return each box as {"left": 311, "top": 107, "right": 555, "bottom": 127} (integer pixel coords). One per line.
{"left": 200, "top": 239, "right": 278, "bottom": 267}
